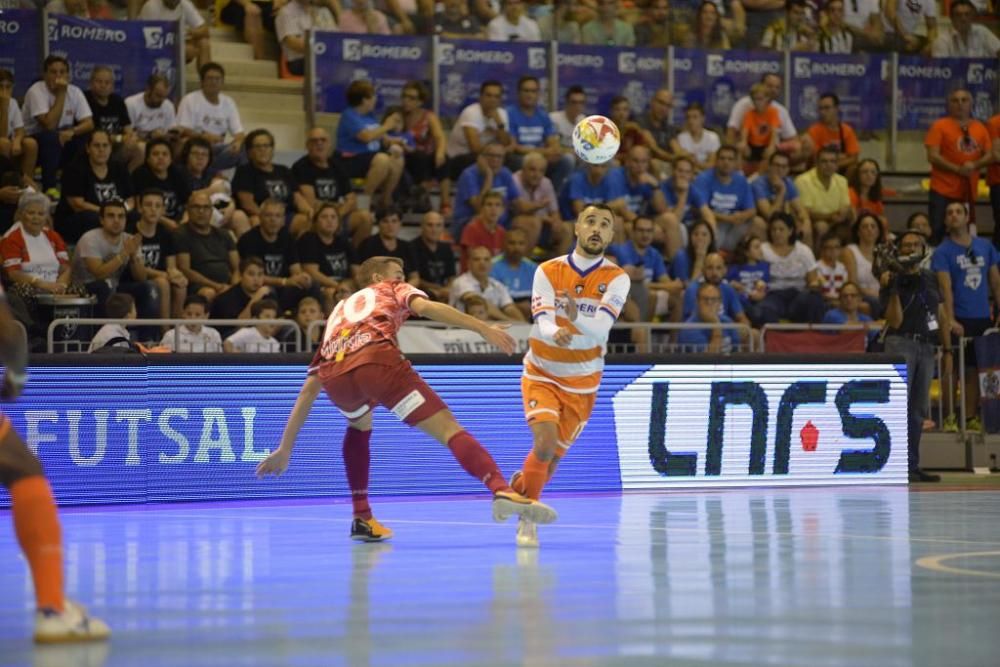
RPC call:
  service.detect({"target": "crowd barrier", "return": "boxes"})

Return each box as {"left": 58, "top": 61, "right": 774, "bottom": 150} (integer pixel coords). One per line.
{"left": 0, "top": 353, "right": 908, "bottom": 508}
{"left": 48, "top": 317, "right": 301, "bottom": 352}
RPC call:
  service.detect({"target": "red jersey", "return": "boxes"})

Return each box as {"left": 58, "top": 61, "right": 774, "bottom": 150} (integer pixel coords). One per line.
{"left": 309, "top": 280, "right": 427, "bottom": 377}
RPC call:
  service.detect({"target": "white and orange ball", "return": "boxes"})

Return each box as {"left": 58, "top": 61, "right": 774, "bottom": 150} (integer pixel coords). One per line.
{"left": 572, "top": 115, "right": 621, "bottom": 165}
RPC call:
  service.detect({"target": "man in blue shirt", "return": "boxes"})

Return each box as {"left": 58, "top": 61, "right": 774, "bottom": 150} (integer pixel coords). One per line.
{"left": 559, "top": 161, "right": 627, "bottom": 228}
{"left": 606, "top": 145, "right": 666, "bottom": 224}
{"left": 452, "top": 142, "right": 531, "bottom": 237}
{"left": 505, "top": 75, "right": 575, "bottom": 191}
{"left": 608, "top": 217, "right": 683, "bottom": 321}
{"left": 677, "top": 282, "right": 744, "bottom": 352}
{"left": 693, "top": 145, "right": 762, "bottom": 252}
{"left": 752, "top": 152, "right": 812, "bottom": 247}
{"left": 682, "top": 253, "right": 748, "bottom": 329}
{"left": 490, "top": 227, "right": 537, "bottom": 318}
{"left": 659, "top": 155, "right": 715, "bottom": 260}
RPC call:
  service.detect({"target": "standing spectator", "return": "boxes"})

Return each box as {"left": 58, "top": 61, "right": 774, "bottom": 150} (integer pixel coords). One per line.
{"left": 685, "top": 0, "right": 731, "bottom": 48}
{"left": 636, "top": 88, "right": 681, "bottom": 171}
{"left": 934, "top": 202, "right": 1000, "bottom": 432}
{"left": 841, "top": 0, "right": 884, "bottom": 49}
{"left": 21, "top": 55, "right": 94, "bottom": 194}
{"left": 131, "top": 139, "right": 192, "bottom": 228}
{"left": 490, "top": 228, "right": 536, "bottom": 317}
{"left": 635, "top": 0, "right": 672, "bottom": 47}
{"left": 233, "top": 128, "right": 310, "bottom": 233}
{"left": 410, "top": 211, "right": 455, "bottom": 302}
{"left": 759, "top": 212, "right": 825, "bottom": 323}
{"left": 125, "top": 74, "right": 176, "bottom": 150}
{"left": 738, "top": 82, "right": 781, "bottom": 174}
{"left": 0, "top": 69, "right": 37, "bottom": 189}
{"left": 54, "top": 129, "right": 134, "bottom": 245}
{"left": 932, "top": 0, "right": 1000, "bottom": 57}
{"left": 677, "top": 282, "right": 743, "bottom": 352}
{"left": 128, "top": 189, "right": 188, "bottom": 320}
{"left": 753, "top": 152, "right": 811, "bottom": 247}
{"left": 175, "top": 192, "right": 240, "bottom": 301}
{"left": 334, "top": 80, "right": 405, "bottom": 213}
{"left": 275, "top": 0, "right": 336, "bottom": 76}
{"left": 506, "top": 76, "right": 574, "bottom": 192}
{"left": 449, "top": 245, "right": 525, "bottom": 320}
{"left": 793, "top": 147, "right": 852, "bottom": 246}
{"left": 84, "top": 66, "right": 142, "bottom": 171}
{"left": 159, "top": 294, "right": 223, "bottom": 352}
{"left": 726, "top": 233, "right": 770, "bottom": 326}
{"left": 612, "top": 216, "right": 683, "bottom": 323}
{"left": 460, "top": 190, "right": 506, "bottom": 269}
{"left": 339, "top": 0, "right": 392, "bottom": 33}
{"left": 210, "top": 256, "right": 272, "bottom": 321}
{"left": 399, "top": 82, "right": 449, "bottom": 213}
{"left": 435, "top": 0, "right": 486, "bottom": 36}
{"left": 693, "top": 145, "right": 760, "bottom": 252}
{"left": 989, "top": 111, "right": 1000, "bottom": 250}
{"left": 453, "top": 142, "right": 534, "bottom": 238}
{"left": 659, "top": 155, "right": 715, "bottom": 260}
{"left": 219, "top": 0, "right": 277, "bottom": 60}
{"left": 818, "top": 0, "right": 854, "bottom": 53}
{"left": 487, "top": 0, "right": 542, "bottom": 40}
{"left": 884, "top": 0, "right": 937, "bottom": 54}
{"left": 840, "top": 213, "right": 884, "bottom": 315}
{"left": 848, "top": 158, "right": 888, "bottom": 232}
{"left": 803, "top": 93, "right": 859, "bottom": 173}
{"left": 224, "top": 299, "right": 282, "bottom": 352}
{"left": 815, "top": 231, "right": 848, "bottom": 307}
{"left": 676, "top": 102, "right": 720, "bottom": 173}
{"left": 581, "top": 0, "right": 635, "bottom": 45}
{"left": 445, "top": 81, "right": 512, "bottom": 186}
{"left": 355, "top": 208, "right": 417, "bottom": 279}
{"left": 297, "top": 203, "right": 356, "bottom": 310}
{"left": 140, "top": 0, "right": 213, "bottom": 69}
{"left": 549, "top": 85, "right": 586, "bottom": 157}
{"left": 924, "top": 88, "right": 991, "bottom": 243}
{"left": 293, "top": 127, "right": 372, "bottom": 248}
{"left": 760, "top": 0, "right": 817, "bottom": 51}
{"left": 514, "top": 151, "right": 567, "bottom": 255}
{"left": 725, "top": 73, "right": 798, "bottom": 160}
{"left": 176, "top": 63, "right": 246, "bottom": 173}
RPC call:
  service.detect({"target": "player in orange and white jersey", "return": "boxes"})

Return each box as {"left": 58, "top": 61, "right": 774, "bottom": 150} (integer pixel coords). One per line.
{"left": 513, "top": 204, "right": 630, "bottom": 547}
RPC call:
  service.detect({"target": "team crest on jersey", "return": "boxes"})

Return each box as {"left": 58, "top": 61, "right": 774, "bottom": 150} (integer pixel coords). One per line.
{"left": 575, "top": 284, "right": 584, "bottom": 295}
{"left": 529, "top": 399, "right": 537, "bottom": 408}
{"left": 598, "top": 283, "right": 607, "bottom": 293}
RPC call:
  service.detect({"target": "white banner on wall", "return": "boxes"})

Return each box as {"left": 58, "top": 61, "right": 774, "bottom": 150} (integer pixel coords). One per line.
{"left": 398, "top": 324, "right": 533, "bottom": 354}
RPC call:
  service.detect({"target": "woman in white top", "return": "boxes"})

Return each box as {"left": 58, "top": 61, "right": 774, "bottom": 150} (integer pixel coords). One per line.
{"left": 759, "top": 212, "right": 826, "bottom": 323}
{"left": 840, "top": 212, "right": 883, "bottom": 316}
{"left": 676, "top": 102, "right": 720, "bottom": 172}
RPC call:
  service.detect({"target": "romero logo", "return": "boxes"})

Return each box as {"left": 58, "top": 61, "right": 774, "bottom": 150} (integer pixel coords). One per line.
{"left": 794, "top": 57, "right": 811, "bottom": 78}
{"left": 343, "top": 39, "right": 362, "bottom": 61}
{"left": 968, "top": 63, "right": 985, "bottom": 84}
{"left": 438, "top": 43, "right": 455, "bottom": 66}
{"left": 143, "top": 26, "right": 164, "bottom": 49}
{"left": 706, "top": 54, "right": 724, "bottom": 77}
{"left": 528, "top": 47, "right": 546, "bottom": 70}
{"left": 618, "top": 52, "right": 636, "bottom": 74}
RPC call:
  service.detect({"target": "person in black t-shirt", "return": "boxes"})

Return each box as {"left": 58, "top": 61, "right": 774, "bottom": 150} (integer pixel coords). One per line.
{"left": 84, "top": 66, "right": 142, "bottom": 170}
{"left": 435, "top": 0, "right": 485, "bottom": 37}
{"left": 409, "top": 211, "right": 456, "bottom": 302}
{"left": 355, "top": 208, "right": 418, "bottom": 282}
{"left": 178, "top": 137, "right": 250, "bottom": 237}
{"left": 210, "top": 256, "right": 274, "bottom": 336}
{"left": 54, "top": 129, "right": 136, "bottom": 244}
{"left": 296, "top": 202, "right": 355, "bottom": 310}
{"left": 131, "top": 139, "right": 192, "bottom": 227}
{"left": 125, "top": 189, "right": 190, "bottom": 318}
{"left": 232, "top": 129, "right": 309, "bottom": 233}
{"left": 292, "top": 127, "right": 373, "bottom": 247}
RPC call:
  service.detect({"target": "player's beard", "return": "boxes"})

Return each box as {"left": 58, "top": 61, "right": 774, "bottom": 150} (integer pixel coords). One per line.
{"left": 578, "top": 235, "right": 609, "bottom": 258}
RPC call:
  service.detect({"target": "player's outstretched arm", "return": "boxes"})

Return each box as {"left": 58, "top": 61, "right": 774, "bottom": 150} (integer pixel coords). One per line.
{"left": 256, "top": 374, "right": 323, "bottom": 478}
{"left": 409, "top": 297, "right": 517, "bottom": 354}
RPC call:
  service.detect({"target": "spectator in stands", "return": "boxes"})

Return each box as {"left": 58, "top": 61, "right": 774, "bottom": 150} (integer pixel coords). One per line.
{"left": 841, "top": 0, "right": 884, "bottom": 49}
{"left": 659, "top": 155, "right": 713, "bottom": 260}
{"left": 233, "top": 128, "right": 309, "bottom": 232}
{"left": 435, "top": 0, "right": 485, "bottom": 36}
{"left": 990, "top": 111, "right": 1000, "bottom": 250}
{"left": 178, "top": 137, "right": 248, "bottom": 235}
{"left": 22, "top": 55, "right": 94, "bottom": 194}
{"left": 933, "top": 201, "right": 1000, "bottom": 432}
{"left": 445, "top": 81, "right": 512, "bottom": 194}
{"left": 131, "top": 139, "right": 191, "bottom": 229}
{"left": 581, "top": 0, "right": 634, "bottom": 45}
{"left": 224, "top": 298, "right": 282, "bottom": 352}
{"left": 726, "top": 234, "right": 770, "bottom": 326}
{"left": 85, "top": 67, "right": 134, "bottom": 149}
{"left": 506, "top": 76, "right": 573, "bottom": 193}
{"left": 219, "top": 0, "right": 276, "bottom": 60}
{"left": 924, "top": 88, "right": 992, "bottom": 243}
{"left": 460, "top": 190, "right": 506, "bottom": 269}
{"left": 514, "top": 151, "right": 567, "bottom": 254}
{"left": 693, "top": 145, "right": 759, "bottom": 252}
{"left": 339, "top": 0, "right": 392, "bottom": 33}
{"left": 462, "top": 293, "right": 491, "bottom": 321}
{"left": 754, "top": 152, "right": 811, "bottom": 247}
{"left": 490, "top": 227, "right": 536, "bottom": 317}
{"left": 176, "top": 192, "right": 239, "bottom": 301}
{"left": 211, "top": 256, "right": 272, "bottom": 322}
{"left": 676, "top": 102, "right": 719, "bottom": 173}
{"left": 738, "top": 83, "right": 781, "bottom": 175}
{"left": 933, "top": 0, "right": 1000, "bottom": 57}
{"left": 275, "top": 0, "right": 336, "bottom": 76}
{"left": 635, "top": 88, "right": 681, "bottom": 172}
{"left": 761, "top": 0, "right": 817, "bottom": 51}
{"left": 238, "top": 198, "right": 317, "bottom": 311}
{"left": 794, "top": 147, "right": 852, "bottom": 246}
{"left": 677, "top": 282, "right": 742, "bottom": 352}
{"left": 725, "top": 73, "right": 798, "bottom": 161}
{"left": 611, "top": 216, "right": 683, "bottom": 323}
{"left": 140, "top": 0, "right": 213, "bottom": 69}
{"left": 399, "top": 82, "right": 449, "bottom": 214}
{"left": 884, "top": 0, "right": 937, "bottom": 54}
{"left": 742, "top": 0, "right": 784, "bottom": 48}
{"left": 177, "top": 63, "right": 246, "bottom": 173}
{"left": 815, "top": 231, "right": 848, "bottom": 307}
{"left": 549, "top": 85, "right": 586, "bottom": 158}
{"left": 803, "top": 93, "right": 859, "bottom": 173}
{"left": 684, "top": 0, "right": 731, "bottom": 48}
{"left": 125, "top": 74, "right": 176, "bottom": 154}
{"left": 907, "top": 212, "right": 935, "bottom": 270}
{"left": 355, "top": 208, "right": 418, "bottom": 279}
{"left": 410, "top": 211, "right": 455, "bottom": 302}
{"left": 607, "top": 145, "right": 666, "bottom": 229}
{"left": 548, "top": 0, "right": 586, "bottom": 42}
{"left": 608, "top": 96, "right": 649, "bottom": 164}
{"left": 297, "top": 202, "right": 355, "bottom": 310}
{"left": 672, "top": 218, "right": 716, "bottom": 282}
{"left": 848, "top": 158, "right": 888, "bottom": 232}
{"left": 283, "top": 294, "right": 324, "bottom": 349}
{"left": 682, "top": 251, "right": 749, "bottom": 330}
{"left": 55, "top": 129, "right": 134, "bottom": 245}
{"left": 88, "top": 293, "right": 136, "bottom": 352}
{"left": 449, "top": 245, "right": 525, "bottom": 320}
{"left": 822, "top": 280, "right": 874, "bottom": 332}
{"left": 635, "top": 0, "right": 672, "bottom": 47}
{"left": 159, "top": 294, "right": 223, "bottom": 352}
{"left": 0, "top": 70, "right": 37, "bottom": 189}
{"left": 487, "top": 0, "right": 541, "bottom": 40}
{"left": 335, "top": 80, "right": 405, "bottom": 214}
{"left": 760, "top": 212, "right": 824, "bottom": 323}
{"left": 561, "top": 160, "right": 625, "bottom": 228}
{"left": 453, "top": 142, "right": 532, "bottom": 237}
{"left": 818, "top": 0, "right": 854, "bottom": 53}
{"left": 128, "top": 189, "right": 188, "bottom": 320}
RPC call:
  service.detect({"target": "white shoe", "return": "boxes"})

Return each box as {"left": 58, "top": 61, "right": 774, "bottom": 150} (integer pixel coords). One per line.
{"left": 34, "top": 600, "right": 111, "bottom": 644}
{"left": 516, "top": 517, "right": 539, "bottom": 548}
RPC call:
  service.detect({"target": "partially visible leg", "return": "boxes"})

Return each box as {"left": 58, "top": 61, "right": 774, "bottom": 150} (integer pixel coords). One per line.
{"left": 343, "top": 411, "right": 373, "bottom": 520}
{"left": 19, "top": 137, "right": 39, "bottom": 187}
{"left": 347, "top": 209, "right": 374, "bottom": 248}
{"left": 415, "top": 408, "right": 509, "bottom": 494}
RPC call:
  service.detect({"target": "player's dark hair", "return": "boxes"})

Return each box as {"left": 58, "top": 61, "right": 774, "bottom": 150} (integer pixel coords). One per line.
{"left": 564, "top": 85, "right": 585, "bottom": 100}
{"left": 144, "top": 138, "right": 172, "bottom": 161}
{"left": 184, "top": 294, "right": 209, "bottom": 310}
{"left": 717, "top": 144, "right": 739, "bottom": 159}
{"left": 199, "top": 62, "right": 225, "bottom": 80}
{"left": 86, "top": 129, "right": 112, "bottom": 147}
{"left": 105, "top": 293, "right": 135, "bottom": 319}
{"left": 251, "top": 299, "right": 279, "bottom": 318}
{"left": 43, "top": 55, "right": 69, "bottom": 72}
{"left": 240, "top": 256, "right": 265, "bottom": 273}
{"left": 820, "top": 92, "right": 840, "bottom": 107}
{"left": 99, "top": 199, "right": 127, "bottom": 218}
{"left": 767, "top": 212, "right": 798, "bottom": 244}
{"left": 480, "top": 80, "right": 503, "bottom": 95}
{"left": 579, "top": 203, "right": 616, "bottom": 222}
{"left": 517, "top": 75, "right": 539, "bottom": 91}
{"left": 139, "top": 188, "right": 165, "bottom": 204}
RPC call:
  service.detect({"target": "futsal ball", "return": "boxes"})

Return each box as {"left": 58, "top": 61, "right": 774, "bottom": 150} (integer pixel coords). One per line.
{"left": 572, "top": 115, "right": 621, "bottom": 164}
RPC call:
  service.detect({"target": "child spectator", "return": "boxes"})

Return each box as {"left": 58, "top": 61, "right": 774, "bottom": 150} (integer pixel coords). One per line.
{"left": 462, "top": 294, "right": 490, "bottom": 322}
{"left": 816, "top": 232, "right": 849, "bottom": 307}
{"left": 739, "top": 83, "right": 780, "bottom": 175}
{"left": 224, "top": 298, "right": 281, "bottom": 352}
{"left": 159, "top": 294, "right": 223, "bottom": 352}
{"left": 89, "top": 293, "right": 135, "bottom": 352}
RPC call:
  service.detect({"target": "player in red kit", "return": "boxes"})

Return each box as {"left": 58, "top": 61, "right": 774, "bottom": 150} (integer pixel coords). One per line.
{"left": 256, "top": 255, "right": 557, "bottom": 540}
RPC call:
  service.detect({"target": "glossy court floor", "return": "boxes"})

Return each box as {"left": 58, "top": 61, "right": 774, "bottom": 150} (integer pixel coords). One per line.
{"left": 1, "top": 487, "right": 999, "bottom": 667}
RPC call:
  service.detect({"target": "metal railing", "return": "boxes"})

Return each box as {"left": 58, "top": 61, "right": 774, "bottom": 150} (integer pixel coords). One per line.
{"left": 47, "top": 318, "right": 302, "bottom": 354}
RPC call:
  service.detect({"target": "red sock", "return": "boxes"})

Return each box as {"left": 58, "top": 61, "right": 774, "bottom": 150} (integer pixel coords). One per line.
{"left": 343, "top": 427, "right": 372, "bottom": 520}
{"left": 521, "top": 450, "right": 551, "bottom": 501}
{"left": 446, "top": 431, "right": 507, "bottom": 493}
{"left": 10, "top": 476, "right": 64, "bottom": 612}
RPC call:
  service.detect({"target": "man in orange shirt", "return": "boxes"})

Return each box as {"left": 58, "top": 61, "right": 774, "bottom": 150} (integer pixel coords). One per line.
{"left": 925, "top": 88, "right": 992, "bottom": 243}
{"left": 987, "top": 112, "right": 1000, "bottom": 248}
{"left": 804, "top": 93, "right": 859, "bottom": 173}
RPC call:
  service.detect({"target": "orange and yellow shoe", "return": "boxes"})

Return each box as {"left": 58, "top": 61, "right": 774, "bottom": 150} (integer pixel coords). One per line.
{"left": 350, "top": 517, "right": 393, "bottom": 542}
{"left": 492, "top": 489, "right": 557, "bottom": 525}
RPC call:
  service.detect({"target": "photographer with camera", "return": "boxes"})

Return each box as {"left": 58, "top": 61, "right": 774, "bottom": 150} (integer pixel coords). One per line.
{"left": 881, "top": 230, "right": 946, "bottom": 482}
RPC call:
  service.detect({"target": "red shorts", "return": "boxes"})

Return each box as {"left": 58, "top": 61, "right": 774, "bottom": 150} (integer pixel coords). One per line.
{"left": 317, "top": 358, "right": 447, "bottom": 426}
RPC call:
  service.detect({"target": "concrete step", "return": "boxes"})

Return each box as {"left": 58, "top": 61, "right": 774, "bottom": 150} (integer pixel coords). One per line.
{"left": 213, "top": 40, "right": 254, "bottom": 61}
{"left": 237, "top": 106, "right": 307, "bottom": 123}
{"left": 227, "top": 89, "right": 305, "bottom": 108}
{"left": 209, "top": 26, "right": 241, "bottom": 43}
{"left": 208, "top": 26, "right": 280, "bottom": 58}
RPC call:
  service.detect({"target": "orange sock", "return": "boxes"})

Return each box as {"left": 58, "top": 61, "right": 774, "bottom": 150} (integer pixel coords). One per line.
{"left": 521, "top": 450, "right": 551, "bottom": 501}
{"left": 10, "top": 476, "right": 64, "bottom": 612}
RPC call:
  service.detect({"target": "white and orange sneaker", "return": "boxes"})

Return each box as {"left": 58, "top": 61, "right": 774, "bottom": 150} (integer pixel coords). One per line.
{"left": 492, "top": 489, "right": 557, "bottom": 525}
{"left": 34, "top": 600, "right": 110, "bottom": 644}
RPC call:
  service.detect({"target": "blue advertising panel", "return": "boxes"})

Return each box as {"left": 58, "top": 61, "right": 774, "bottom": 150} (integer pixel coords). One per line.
{"left": 789, "top": 53, "right": 889, "bottom": 132}
{"left": 0, "top": 358, "right": 906, "bottom": 508}
{"left": 46, "top": 16, "right": 180, "bottom": 97}
{"left": 312, "top": 32, "right": 432, "bottom": 114}
{"left": 672, "top": 48, "right": 784, "bottom": 130}
{"left": 437, "top": 38, "right": 549, "bottom": 119}
{"left": 896, "top": 57, "right": 997, "bottom": 130}
{"left": 556, "top": 44, "right": 667, "bottom": 116}
{"left": 0, "top": 9, "right": 41, "bottom": 99}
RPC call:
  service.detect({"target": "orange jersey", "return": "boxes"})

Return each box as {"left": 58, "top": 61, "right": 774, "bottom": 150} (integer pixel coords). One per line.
{"left": 987, "top": 114, "right": 1000, "bottom": 186}
{"left": 807, "top": 121, "right": 860, "bottom": 158}
{"left": 523, "top": 254, "right": 629, "bottom": 394}
{"left": 925, "top": 117, "right": 991, "bottom": 200}
{"left": 743, "top": 106, "right": 781, "bottom": 148}
{"left": 849, "top": 188, "right": 884, "bottom": 216}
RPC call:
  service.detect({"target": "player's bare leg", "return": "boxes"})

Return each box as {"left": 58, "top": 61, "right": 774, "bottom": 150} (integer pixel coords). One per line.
{"left": 342, "top": 412, "right": 393, "bottom": 542}
{"left": 414, "top": 409, "right": 557, "bottom": 525}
